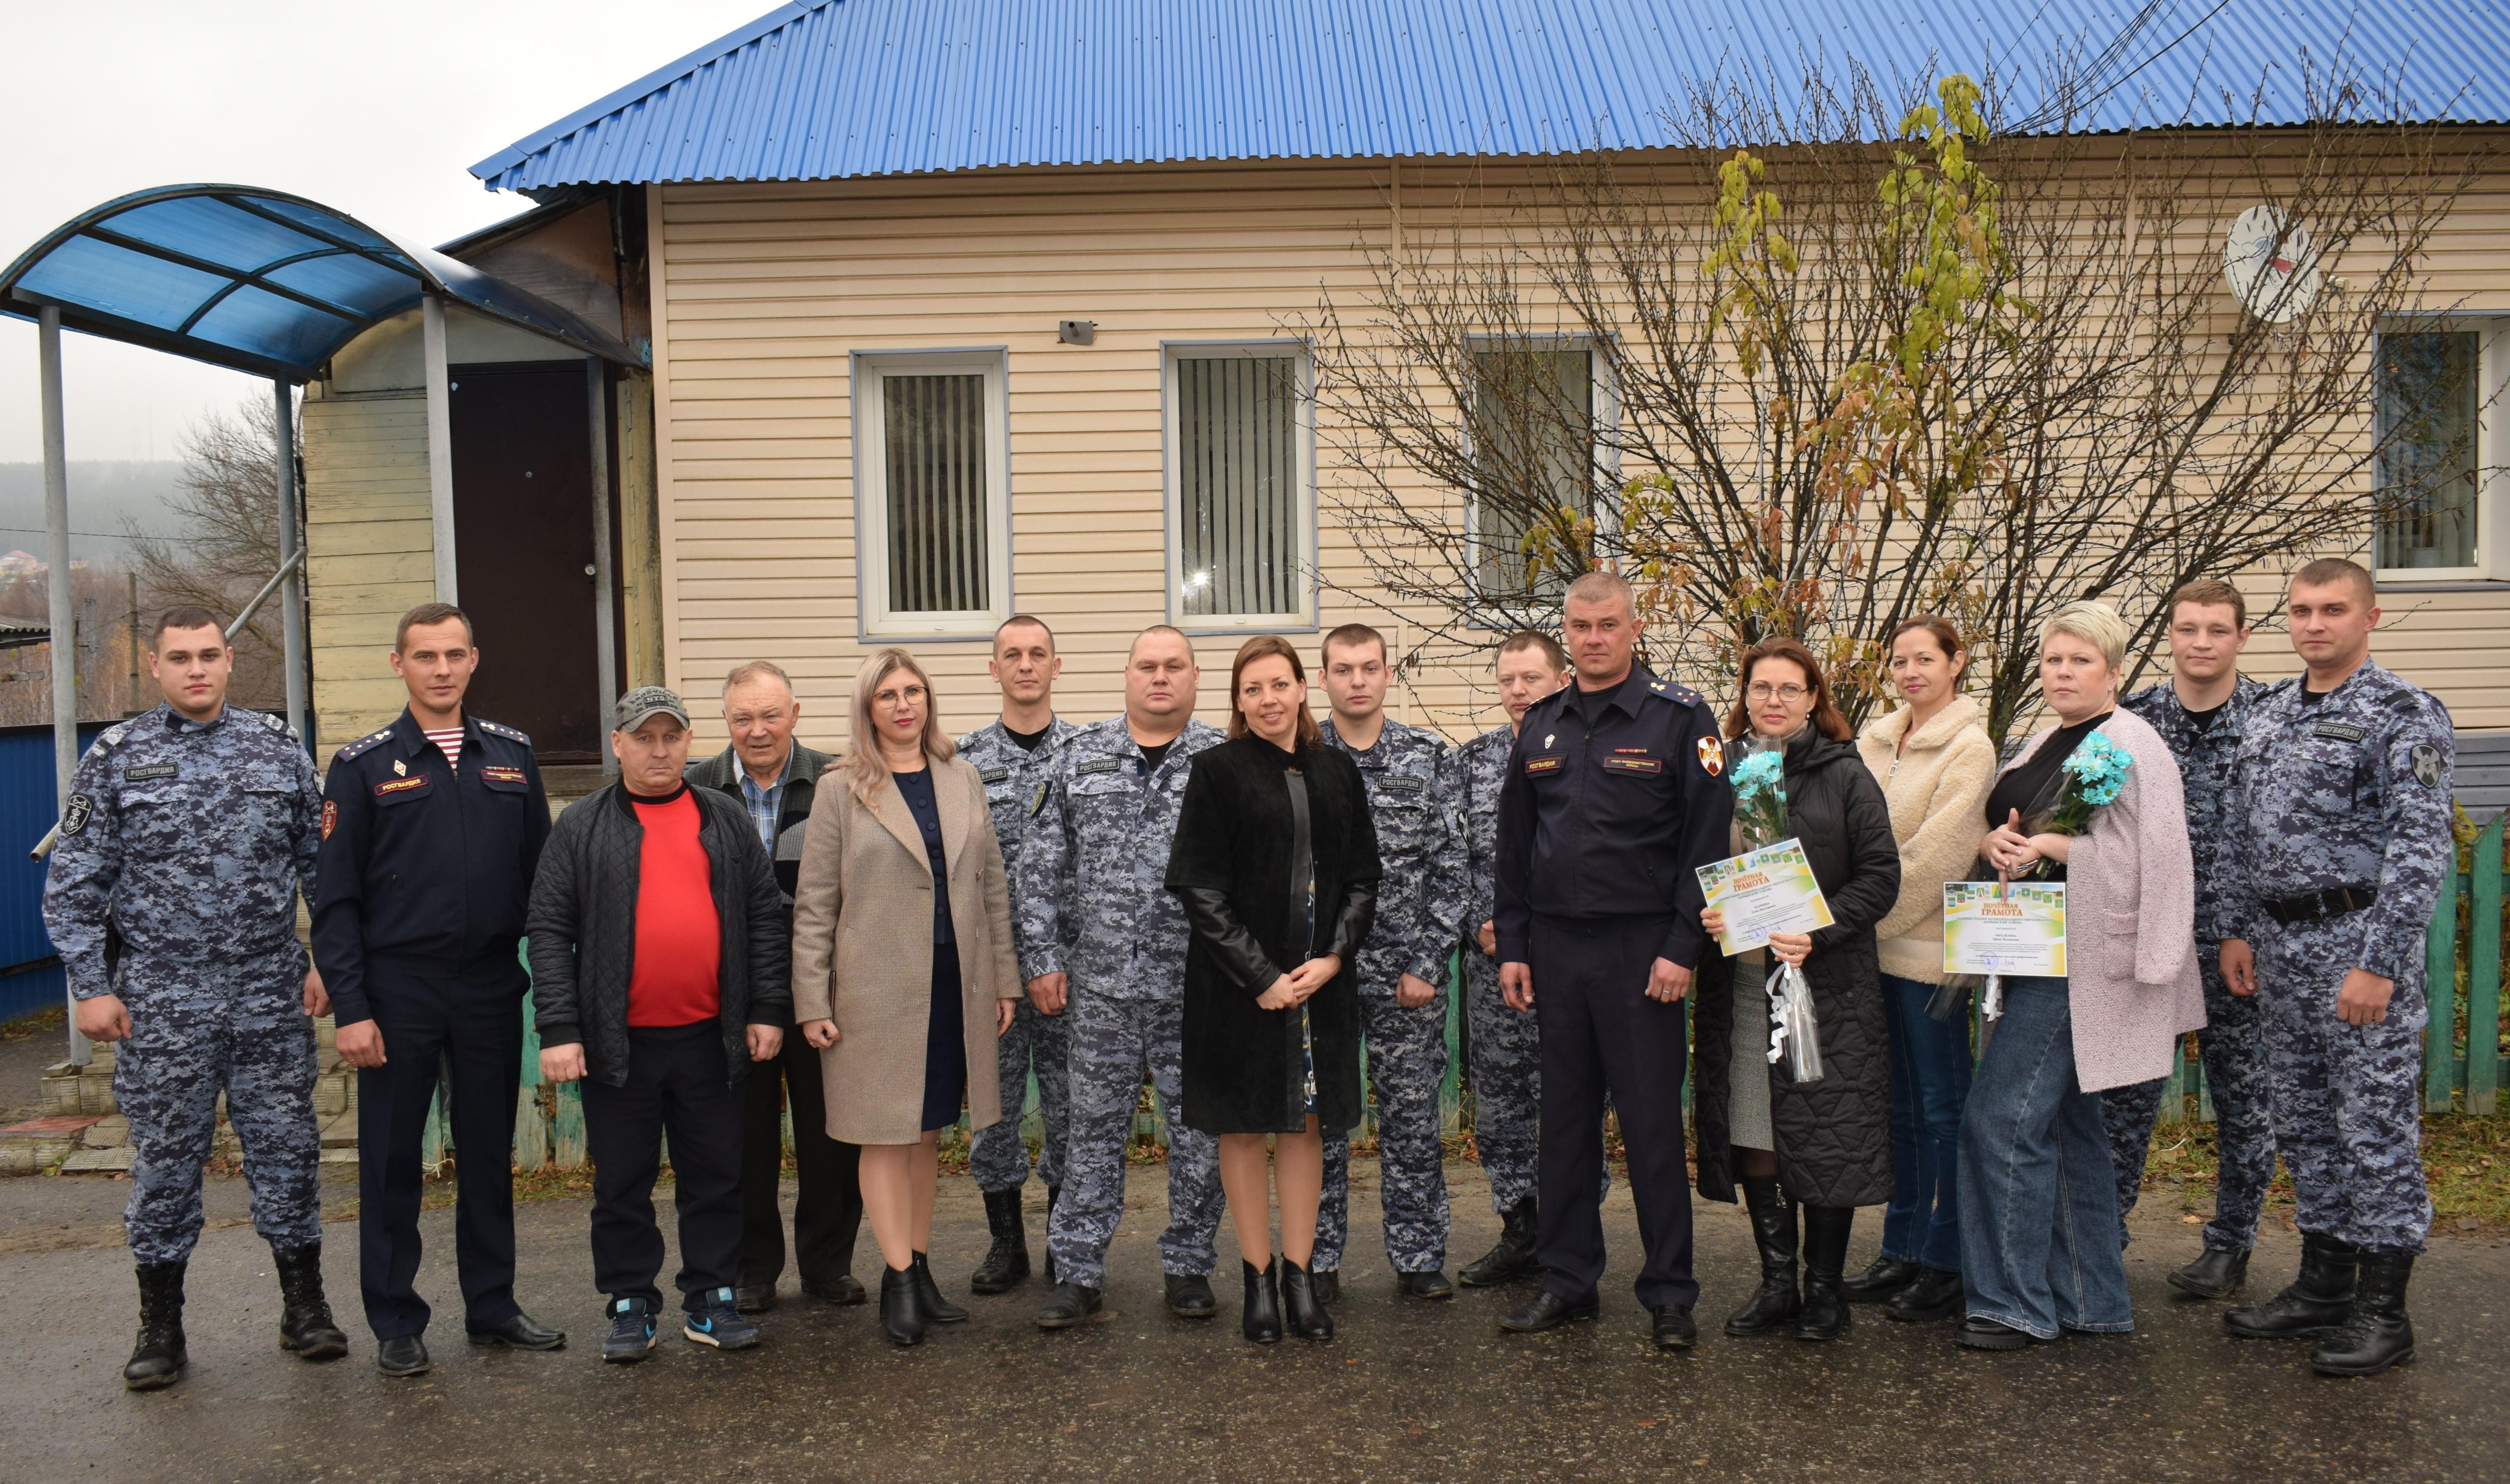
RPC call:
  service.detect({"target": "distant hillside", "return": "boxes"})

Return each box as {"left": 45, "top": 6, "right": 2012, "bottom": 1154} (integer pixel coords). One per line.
{"left": 0, "top": 461, "right": 183, "bottom": 564}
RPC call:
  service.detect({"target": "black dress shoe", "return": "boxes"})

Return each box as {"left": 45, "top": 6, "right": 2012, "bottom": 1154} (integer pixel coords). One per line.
{"left": 1036, "top": 1281, "right": 1103, "bottom": 1330}
{"left": 376, "top": 1333, "right": 432, "bottom": 1376}
{"left": 1841, "top": 1256, "right": 1921, "bottom": 1303}
{"left": 733, "top": 1283, "right": 778, "bottom": 1314}
{"left": 1956, "top": 1316, "right": 2038, "bottom": 1350}
{"left": 1884, "top": 1268, "right": 1964, "bottom": 1323}
{"left": 1397, "top": 1269, "right": 1455, "bottom": 1300}
{"left": 1500, "top": 1290, "right": 1600, "bottom": 1333}
{"left": 802, "top": 1273, "right": 867, "bottom": 1306}
{"left": 1164, "top": 1272, "right": 1217, "bottom": 1319}
{"left": 467, "top": 1313, "right": 567, "bottom": 1350}
{"left": 1651, "top": 1305, "right": 1698, "bottom": 1350}
{"left": 2166, "top": 1247, "right": 2250, "bottom": 1301}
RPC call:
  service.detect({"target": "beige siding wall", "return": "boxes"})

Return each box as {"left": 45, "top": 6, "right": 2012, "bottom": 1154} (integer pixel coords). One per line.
{"left": 648, "top": 150, "right": 2510, "bottom": 758}
{"left": 302, "top": 391, "right": 434, "bottom": 756}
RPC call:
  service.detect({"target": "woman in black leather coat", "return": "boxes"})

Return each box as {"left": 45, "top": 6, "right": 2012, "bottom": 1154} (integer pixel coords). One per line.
{"left": 1166, "top": 635, "right": 1381, "bottom": 1343}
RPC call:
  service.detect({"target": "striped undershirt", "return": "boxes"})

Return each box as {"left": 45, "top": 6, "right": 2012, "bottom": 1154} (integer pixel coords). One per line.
{"left": 424, "top": 726, "right": 464, "bottom": 773}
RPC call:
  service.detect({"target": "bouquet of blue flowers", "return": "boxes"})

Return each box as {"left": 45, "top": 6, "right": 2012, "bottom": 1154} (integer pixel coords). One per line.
{"left": 1729, "top": 744, "right": 1790, "bottom": 849}
{"left": 2038, "top": 731, "right": 2134, "bottom": 839}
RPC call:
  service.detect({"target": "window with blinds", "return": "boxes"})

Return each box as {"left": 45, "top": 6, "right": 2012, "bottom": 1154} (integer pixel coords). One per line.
{"left": 1169, "top": 348, "right": 1311, "bottom": 622}
{"left": 2376, "top": 329, "right": 2484, "bottom": 574}
{"left": 1472, "top": 346, "right": 1596, "bottom": 595}
{"left": 854, "top": 351, "right": 1010, "bottom": 635}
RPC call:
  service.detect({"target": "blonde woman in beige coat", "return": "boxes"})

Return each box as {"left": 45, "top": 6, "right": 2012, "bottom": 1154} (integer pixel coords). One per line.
{"left": 1846, "top": 616, "right": 1998, "bottom": 1322}
{"left": 791, "top": 649, "right": 1020, "bottom": 1347}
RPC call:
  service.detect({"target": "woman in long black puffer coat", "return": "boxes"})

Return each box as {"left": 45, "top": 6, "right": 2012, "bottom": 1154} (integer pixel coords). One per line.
{"left": 1692, "top": 638, "right": 1902, "bottom": 1343}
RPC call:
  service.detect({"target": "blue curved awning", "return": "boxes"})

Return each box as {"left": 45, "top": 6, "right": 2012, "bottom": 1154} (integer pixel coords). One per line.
{"left": 0, "top": 184, "right": 638, "bottom": 380}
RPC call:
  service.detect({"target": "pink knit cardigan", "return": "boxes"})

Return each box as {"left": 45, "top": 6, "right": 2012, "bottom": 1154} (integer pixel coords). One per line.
{"left": 1999, "top": 709, "right": 2205, "bottom": 1093}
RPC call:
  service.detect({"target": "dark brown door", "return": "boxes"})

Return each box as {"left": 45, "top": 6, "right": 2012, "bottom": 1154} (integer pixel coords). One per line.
{"left": 449, "top": 361, "right": 602, "bottom": 760}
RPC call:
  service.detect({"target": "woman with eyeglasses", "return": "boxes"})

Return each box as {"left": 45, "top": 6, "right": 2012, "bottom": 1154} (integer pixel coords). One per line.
{"left": 1691, "top": 639, "right": 1902, "bottom": 1342}
{"left": 1843, "top": 616, "right": 1998, "bottom": 1323}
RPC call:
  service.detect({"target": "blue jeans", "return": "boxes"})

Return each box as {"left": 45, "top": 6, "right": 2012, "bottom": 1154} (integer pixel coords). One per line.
{"left": 1958, "top": 976, "right": 2131, "bottom": 1339}
{"left": 1879, "top": 974, "right": 1973, "bottom": 1272}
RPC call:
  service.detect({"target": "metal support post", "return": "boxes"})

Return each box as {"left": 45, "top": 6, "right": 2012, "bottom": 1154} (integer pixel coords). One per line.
{"left": 273, "top": 378, "right": 308, "bottom": 744}
{"left": 422, "top": 293, "right": 458, "bottom": 602}
{"left": 39, "top": 306, "right": 89, "bottom": 1066}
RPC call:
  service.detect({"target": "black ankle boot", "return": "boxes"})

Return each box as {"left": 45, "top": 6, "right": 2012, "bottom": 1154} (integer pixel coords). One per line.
{"left": 909, "top": 1252, "right": 967, "bottom": 1323}
{"left": 971, "top": 1188, "right": 1031, "bottom": 1294}
{"left": 2311, "top": 1252, "right": 2416, "bottom": 1377}
{"left": 1796, "top": 1205, "right": 1854, "bottom": 1341}
{"left": 1724, "top": 1176, "right": 1800, "bottom": 1336}
{"left": 272, "top": 1243, "right": 349, "bottom": 1360}
{"left": 1459, "top": 1195, "right": 1540, "bottom": 1287}
{"left": 1280, "top": 1257, "right": 1334, "bottom": 1341}
{"left": 2226, "top": 1234, "right": 2357, "bottom": 1339}
{"left": 124, "top": 1261, "right": 188, "bottom": 1391}
{"left": 880, "top": 1266, "right": 924, "bottom": 1347}
{"left": 1241, "top": 1258, "right": 1283, "bottom": 1343}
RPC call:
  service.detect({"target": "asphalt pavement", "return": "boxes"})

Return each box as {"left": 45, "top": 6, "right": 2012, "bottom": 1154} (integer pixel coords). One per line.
{"left": 1, "top": 1158, "right": 2502, "bottom": 1483}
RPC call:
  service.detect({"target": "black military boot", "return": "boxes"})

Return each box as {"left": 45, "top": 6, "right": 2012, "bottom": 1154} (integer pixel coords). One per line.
{"left": 1240, "top": 1258, "right": 1283, "bottom": 1344}
{"left": 1164, "top": 1272, "right": 1217, "bottom": 1318}
{"left": 124, "top": 1261, "right": 188, "bottom": 1392}
{"left": 1280, "top": 1257, "right": 1334, "bottom": 1342}
{"left": 2225, "top": 1234, "right": 2357, "bottom": 1339}
{"left": 1459, "top": 1196, "right": 1540, "bottom": 1287}
{"left": 2311, "top": 1252, "right": 2416, "bottom": 1377}
{"left": 1042, "top": 1185, "right": 1062, "bottom": 1284}
{"left": 272, "top": 1243, "right": 349, "bottom": 1361}
{"left": 2167, "top": 1246, "right": 2250, "bottom": 1301}
{"left": 1035, "top": 1280, "right": 1103, "bottom": 1330}
{"left": 908, "top": 1252, "right": 968, "bottom": 1323}
{"left": 1724, "top": 1176, "right": 1800, "bottom": 1336}
{"left": 880, "top": 1266, "right": 924, "bottom": 1348}
{"left": 971, "top": 1188, "right": 1031, "bottom": 1294}
{"left": 1795, "top": 1205, "right": 1855, "bottom": 1342}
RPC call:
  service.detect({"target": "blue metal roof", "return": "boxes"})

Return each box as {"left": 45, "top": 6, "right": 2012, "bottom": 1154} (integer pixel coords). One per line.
{"left": 471, "top": 0, "right": 2510, "bottom": 192}
{"left": 0, "top": 185, "right": 639, "bottom": 380}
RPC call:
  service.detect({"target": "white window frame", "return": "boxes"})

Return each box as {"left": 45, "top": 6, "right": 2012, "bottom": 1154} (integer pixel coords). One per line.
{"left": 2371, "top": 317, "right": 2508, "bottom": 584}
{"left": 851, "top": 348, "right": 1013, "bottom": 639}
{"left": 1462, "top": 334, "right": 1623, "bottom": 610}
{"left": 1160, "top": 339, "right": 1318, "bottom": 632}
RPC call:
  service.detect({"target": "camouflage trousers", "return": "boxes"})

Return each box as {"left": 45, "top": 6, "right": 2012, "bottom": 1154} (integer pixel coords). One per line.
{"left": 1462, "top": 950, "right": 1541, "bottom": 1213}
{"left": 1045, "top": 992, "right": 1224, "bottom": 1288}
{"left": 113, "top": 952, "right": 322, "bottom": 1265}
{"left": 2095, "top": 944, "right": 2278, "bottom": 1252}
{"left": 2253, "top": 919, "right": 2431, "bottom": 1254}
{"left": 970, "top": 997, "right": 1071, "bottom": 1195}
{"left": 1316, "top": 971, "right": 1453, "bottom": 1275}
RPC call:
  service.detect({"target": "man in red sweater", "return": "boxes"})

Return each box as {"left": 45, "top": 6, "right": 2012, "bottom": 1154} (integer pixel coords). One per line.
{"left": 528, "top": 688, "right": 791, "bottom": 1362}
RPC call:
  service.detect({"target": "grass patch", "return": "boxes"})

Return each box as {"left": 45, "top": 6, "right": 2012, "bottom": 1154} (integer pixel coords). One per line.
{"left": 2133, "top": 1112, "right": 2509, "bottom": 1233}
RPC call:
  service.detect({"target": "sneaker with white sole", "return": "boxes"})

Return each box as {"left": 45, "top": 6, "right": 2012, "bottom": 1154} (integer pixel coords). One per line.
{"left": 601, "top": 1296, "right": 657, "bottom": 1364}
{"left": 683, "top": 1287, "right": 762, "bottom": 1350}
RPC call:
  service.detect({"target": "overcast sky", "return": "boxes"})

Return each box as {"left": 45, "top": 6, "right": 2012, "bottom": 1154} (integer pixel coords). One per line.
{"left": 0, "top": 0, "right": 768, "bottom": 465}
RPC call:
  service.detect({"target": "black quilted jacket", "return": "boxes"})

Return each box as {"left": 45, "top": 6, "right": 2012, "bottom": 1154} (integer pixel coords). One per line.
{"left": 525, "top": 783, "right": 791, "bottom": 1089}
{"left": 1692, "top": 732, "right": 1900, "bottom": 1208}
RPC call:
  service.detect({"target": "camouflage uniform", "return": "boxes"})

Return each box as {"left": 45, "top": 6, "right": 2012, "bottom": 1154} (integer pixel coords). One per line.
{"left": 42, "top": 704, "right": 325, "bottom": 1265}
{"left": 1453, "top": 724, "right": 1543, "bottom": 1213}
{"left": 1015, "top": 717, "right": 1229, "bottom": 1288}
{"left": 2100, "top": 677, "right": 2277, "bottom": 1250}
{"left": 1313, "top": 717, "right": 1468, "bottom": 1276}
{"left": 2219, "top": 661, "right": 2454, "bottom": 1256}
{"left": 957, "top": 717, "right": 1079, "bottom": 1196}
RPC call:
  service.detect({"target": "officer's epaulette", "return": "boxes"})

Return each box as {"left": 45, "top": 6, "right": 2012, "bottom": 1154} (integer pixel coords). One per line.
{"left": 95, "top": 721, "right": 131, "bottom": 751}
{"left": 478, "top": 720, "right": 531, "bottom": 744}
{"left": 335, "top": 727, "right": 397, "bottom": 763}
{"left": 1645, "top": 678, "right": 1705, "bottom": 708}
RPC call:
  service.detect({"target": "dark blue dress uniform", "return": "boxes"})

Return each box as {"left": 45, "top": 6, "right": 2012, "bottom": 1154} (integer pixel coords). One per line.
{"left": 1495, "top": 665, "right": 1731, "bottom": 1313}
{"left": 313, "top": 710, "right": 551, "bottom": 1343}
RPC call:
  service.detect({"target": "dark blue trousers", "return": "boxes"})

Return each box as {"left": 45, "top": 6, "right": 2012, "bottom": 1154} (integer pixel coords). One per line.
{"left": 355, "top": 954, "right": 526, "bottom": 1340}
{"left": 1532, "top": 912, "right": 1697, "bottom": 1311}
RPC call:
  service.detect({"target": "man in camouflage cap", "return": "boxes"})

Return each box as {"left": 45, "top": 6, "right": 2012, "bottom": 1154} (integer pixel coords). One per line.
{"left": 2217, "top": 559, "right": 2454, "bottom": 1378}
{"left": 44, "top": 606, "right": 346, "bottom": 1390}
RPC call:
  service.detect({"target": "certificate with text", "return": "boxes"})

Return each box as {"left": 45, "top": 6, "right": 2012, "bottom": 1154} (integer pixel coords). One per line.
{"left": 1943, "top": 881, "right": 2068, "bottom": 977}
{"left": 1696, "top": 839, "right": 1835, "bottom": 956}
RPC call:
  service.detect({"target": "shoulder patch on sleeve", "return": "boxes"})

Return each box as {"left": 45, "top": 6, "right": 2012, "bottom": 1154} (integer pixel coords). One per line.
{"left": 336, "top": 728, "right": 396, "bottom": 762}
{"left": 479, "top": 720, "right": 531, "bottom": 744}
{"left": 61, "top": 793, "right": 93, "bottom": 836}
{"left": 2410, "top": 743, "right": 2443, "bottom": 789}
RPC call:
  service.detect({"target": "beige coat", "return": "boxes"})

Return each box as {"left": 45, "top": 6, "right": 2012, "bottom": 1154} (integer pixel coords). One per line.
{"left": 1856, "top": 693, "right": 1999, "bottom": 985}
{"left": 788, "top": 754, "right": 1022, "bottom": 1145}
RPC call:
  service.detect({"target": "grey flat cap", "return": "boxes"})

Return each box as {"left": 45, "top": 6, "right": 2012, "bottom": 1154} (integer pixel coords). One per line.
{"left": 613, "top": 685, "right": 690, "bottom": 732}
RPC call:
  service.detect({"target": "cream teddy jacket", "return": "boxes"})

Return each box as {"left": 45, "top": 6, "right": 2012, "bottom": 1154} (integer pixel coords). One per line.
{"left": 1855, "top": 693, "right": 1999, "bottom": 985}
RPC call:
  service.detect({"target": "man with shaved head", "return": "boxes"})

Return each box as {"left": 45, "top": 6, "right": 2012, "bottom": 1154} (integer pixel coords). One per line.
{"left": 1016, "top": 626, "right": 1230, "bottom": 1329}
